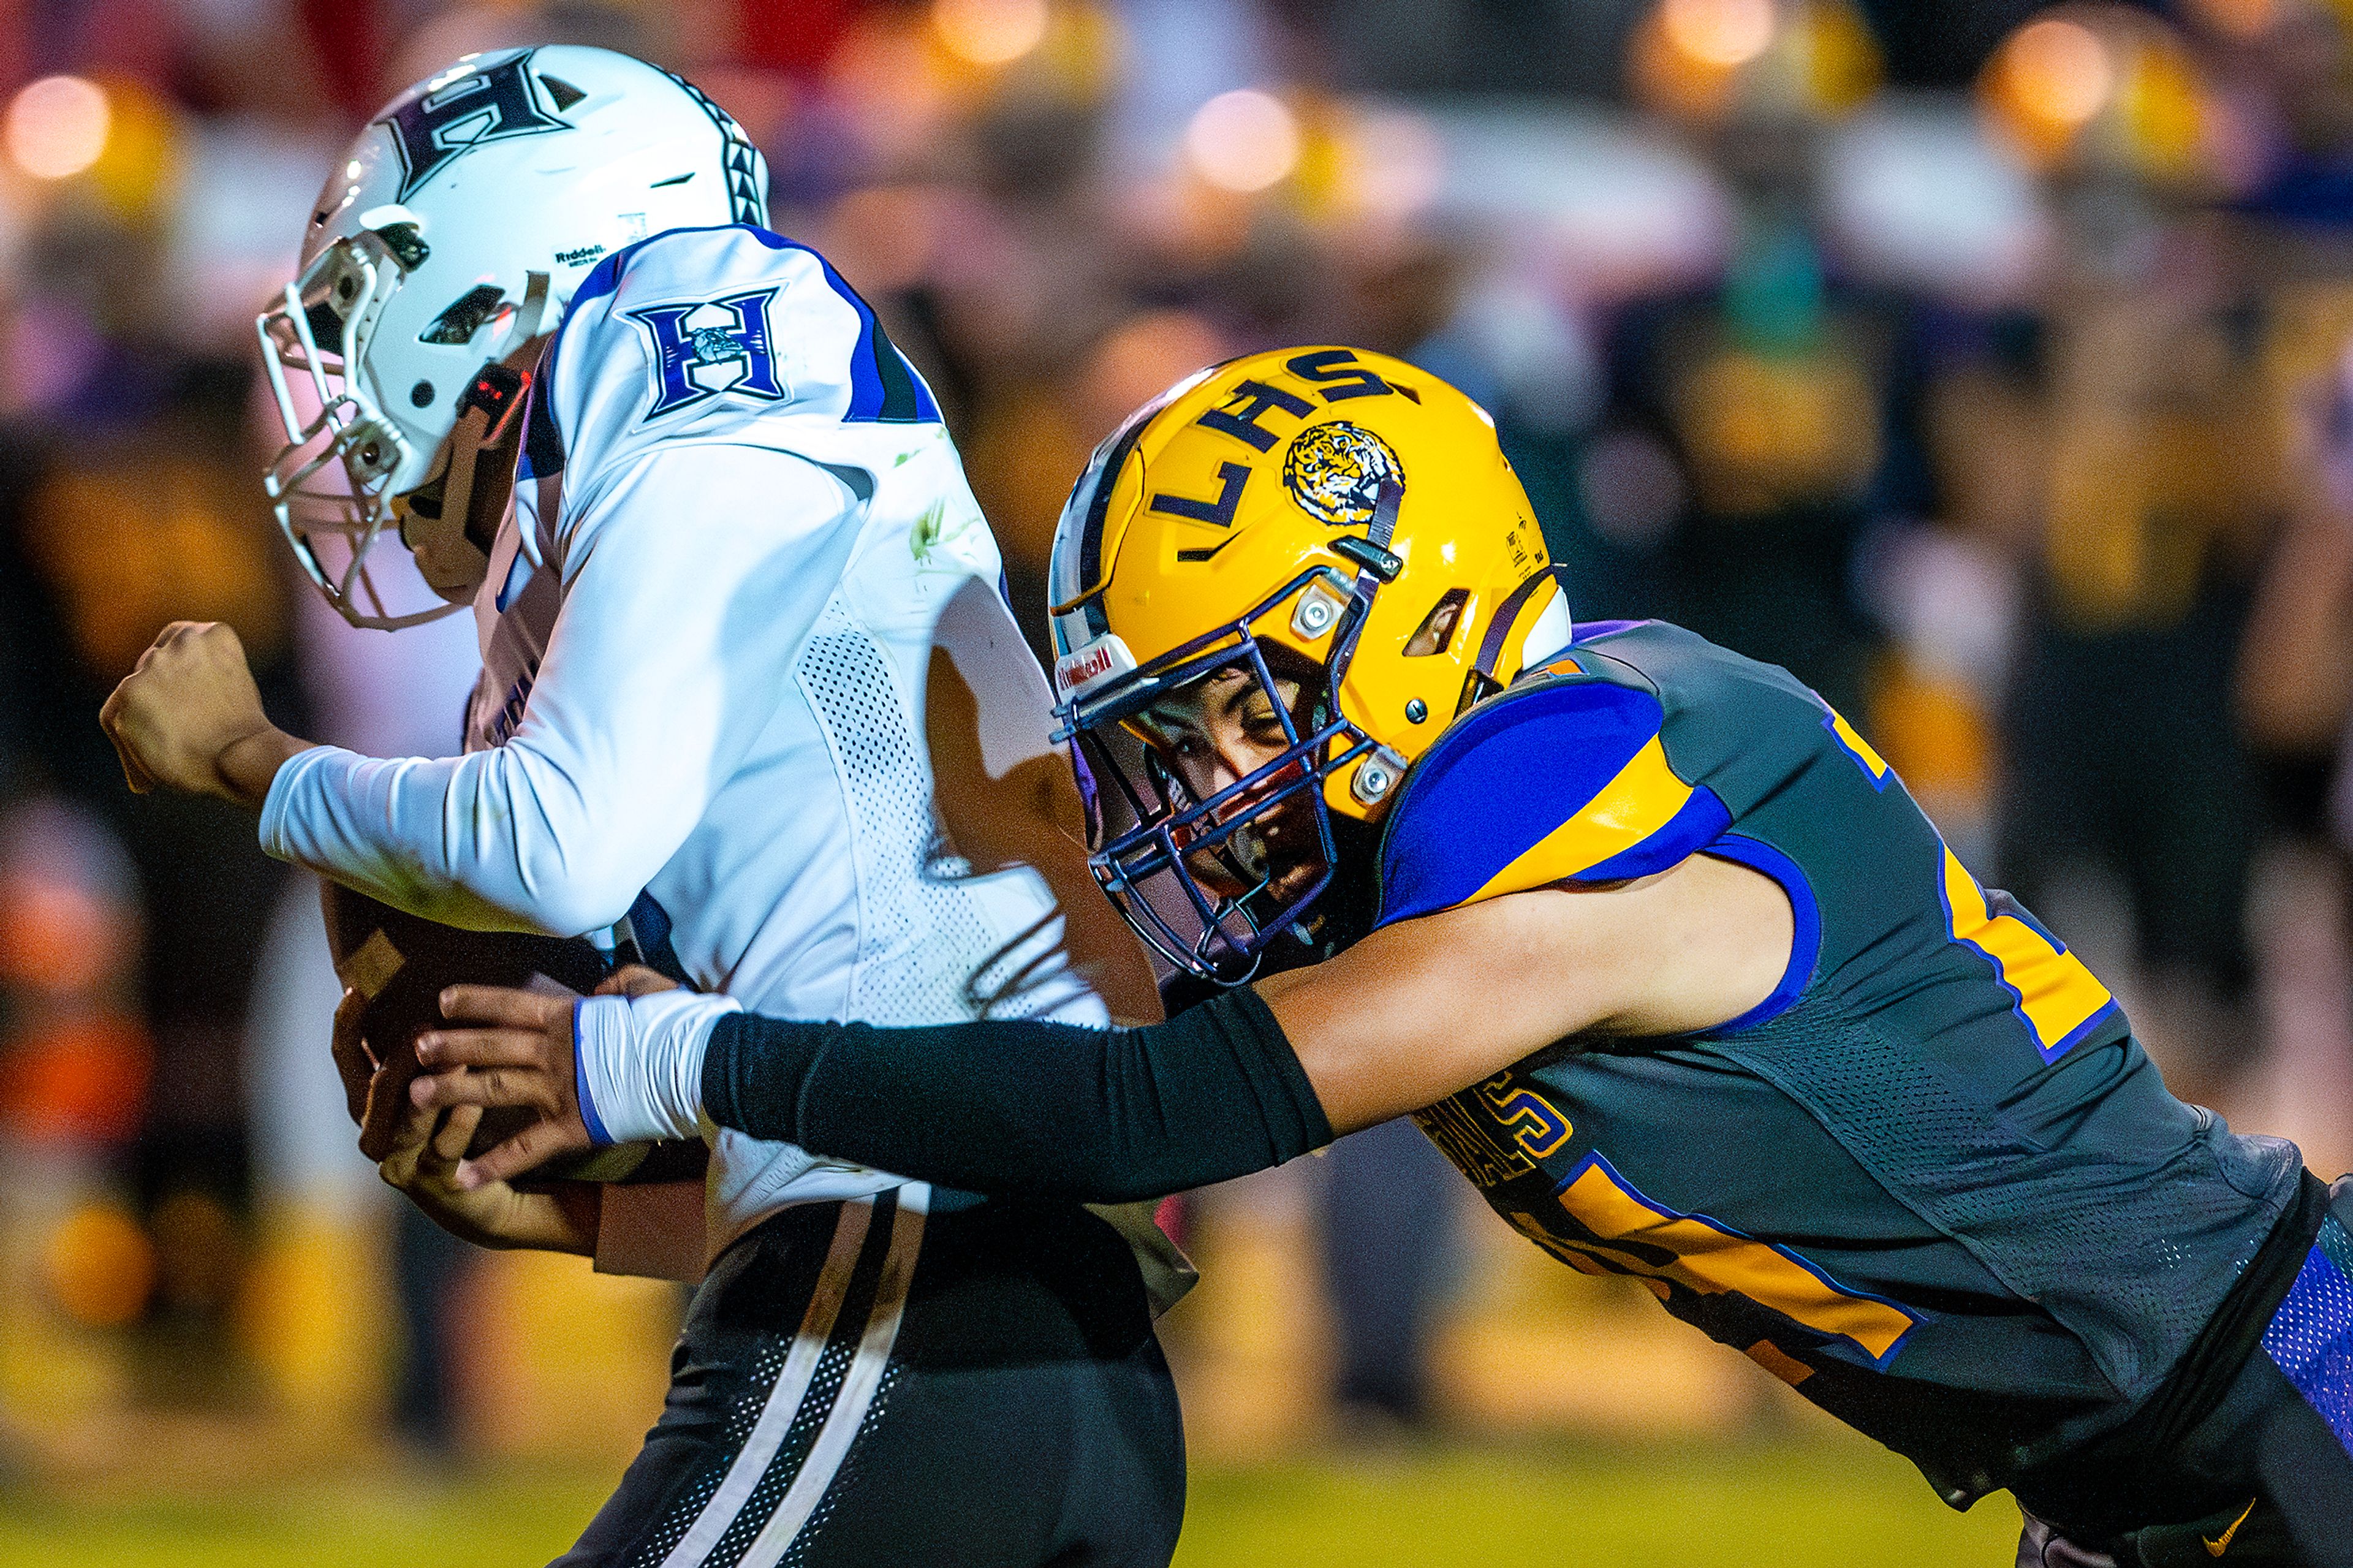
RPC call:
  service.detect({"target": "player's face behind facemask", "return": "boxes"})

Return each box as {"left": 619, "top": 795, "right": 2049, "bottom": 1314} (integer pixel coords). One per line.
{"left": 254, "top": 45, "right": 770, "bottom": 630}
{"left": 1047, "top": 346, "right": 1569, "bottom": 983}
{"left": 255, "top": 229, "right": 496, "bottom": 630}
{"left": 1074, "top": 645, "right": 1357, "bottom": 984}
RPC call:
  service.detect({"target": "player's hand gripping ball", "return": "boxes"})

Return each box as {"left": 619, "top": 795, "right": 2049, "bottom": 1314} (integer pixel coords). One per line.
{"left": 346, "top": 994, "right": 599, "bottom": 1253}
{"left": 322, "top": 882, "right": 703, "bottom": 1186}
{"left": 411, "top": 965, "right": 679, "bottom": 1189}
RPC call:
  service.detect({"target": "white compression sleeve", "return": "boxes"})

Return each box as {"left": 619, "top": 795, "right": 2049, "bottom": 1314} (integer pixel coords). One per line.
{"left": 572, "top": 990, "right": 742, "bottom": 1146}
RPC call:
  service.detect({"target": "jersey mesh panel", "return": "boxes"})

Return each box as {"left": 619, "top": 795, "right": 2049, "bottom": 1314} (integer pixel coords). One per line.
{"left": 773, "top": 1364, "right": 903, "bottom": 1568}
{"left": 795, "top": 598, "right": 1051, "bottom": 1024}
{"left": 1710, "top": 1002, "right": 2294, "bottom": 1399}
{"left": 2258, "top": 1225, "right": 2353, "bottom": 1443}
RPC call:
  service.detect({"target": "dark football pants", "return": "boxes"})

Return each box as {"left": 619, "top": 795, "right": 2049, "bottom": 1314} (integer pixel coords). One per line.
{"left": 2020, "top": 1186, "right": 2353, "bottom": 1568}
{"left": 552, "top": 1186, "right": 1185, "bottom": 1568}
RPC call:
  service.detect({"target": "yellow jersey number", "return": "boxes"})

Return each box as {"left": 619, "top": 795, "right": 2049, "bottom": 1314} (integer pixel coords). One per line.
{"left": 1446, "top": 1074, "right": 1918, "bottom": 1376}
{"left": 1821, "top": 698, "right": 2115, "bottom": 1061}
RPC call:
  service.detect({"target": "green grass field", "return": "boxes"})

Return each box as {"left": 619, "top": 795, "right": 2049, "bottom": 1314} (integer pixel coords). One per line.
{"left": 0, "top": 1437, "right": 2023, "bottom": 1567}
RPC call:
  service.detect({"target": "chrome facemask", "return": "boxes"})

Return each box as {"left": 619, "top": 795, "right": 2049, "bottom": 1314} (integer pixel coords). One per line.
{"left": 257, "top": 225, "right": 467, "bottom": 629}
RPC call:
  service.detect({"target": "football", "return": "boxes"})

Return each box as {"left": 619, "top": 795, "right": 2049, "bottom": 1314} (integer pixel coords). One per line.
{"left": 320, "top": 881, "right": 707, "bottom": 1186}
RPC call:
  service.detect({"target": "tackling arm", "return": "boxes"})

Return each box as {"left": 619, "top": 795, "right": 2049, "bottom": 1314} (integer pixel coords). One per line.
{"left": 425, "top": 849, "right": 1791, "bottom": 1198}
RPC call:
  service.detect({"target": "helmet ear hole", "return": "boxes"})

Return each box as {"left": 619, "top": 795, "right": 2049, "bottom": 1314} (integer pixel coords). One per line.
{"left": 1403, "top": 589, "right": 1470, "bottom": 657}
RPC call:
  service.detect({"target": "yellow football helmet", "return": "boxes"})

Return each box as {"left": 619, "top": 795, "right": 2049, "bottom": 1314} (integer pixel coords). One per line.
{"left": 1047, "top": 347, "right": 1568, "bottom": 980}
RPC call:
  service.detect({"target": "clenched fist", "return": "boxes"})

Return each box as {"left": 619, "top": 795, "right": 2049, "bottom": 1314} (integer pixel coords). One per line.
{"left": 98, "top": 621, "right": 315, "bottom": 809}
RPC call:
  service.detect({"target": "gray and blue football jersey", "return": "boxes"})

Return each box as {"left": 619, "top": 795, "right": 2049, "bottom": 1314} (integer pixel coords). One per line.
{"left": 1388, "top": 619, "right": 2305, "bottom": 1506}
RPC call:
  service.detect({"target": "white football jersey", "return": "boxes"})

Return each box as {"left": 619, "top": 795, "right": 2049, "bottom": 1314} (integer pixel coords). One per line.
{"left": 262, "top": 224, "right": 1105, "bottom": 1252}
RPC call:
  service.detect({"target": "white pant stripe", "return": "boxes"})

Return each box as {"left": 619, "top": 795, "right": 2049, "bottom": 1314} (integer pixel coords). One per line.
{"left": 736, "top": 1183, "right": 930, "bottom": 1568}
{"left": 659, "top": 1199, "right": 875, "bottom": 1568}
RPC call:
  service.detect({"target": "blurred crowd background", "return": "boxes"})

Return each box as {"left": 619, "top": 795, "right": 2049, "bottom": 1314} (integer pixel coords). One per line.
{"left": 8, "top": 0, "right": 2353, "bottom": 1559}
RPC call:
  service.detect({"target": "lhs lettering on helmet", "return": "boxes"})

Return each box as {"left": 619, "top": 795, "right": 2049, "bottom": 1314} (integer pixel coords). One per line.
{"left": 382, "top": 53, "right": 570, "bottom": 201}
{"left": 1197, "top": 380, "right": 1313, "bottom": 452}
{"left": 1151, "top": 461, "right": 1251, "bottom": 530}
{"left": 1158, "top": 458, "right": 1255, "bottom": 562}
{"left": 1285, "top": 348, "right": 1411, "bottom": 401}
{"left": 626, "top": 289, "right": 785, "bottom": 418}
{"left": 1192, "top": 350, "right": 1416, "bottom": 453}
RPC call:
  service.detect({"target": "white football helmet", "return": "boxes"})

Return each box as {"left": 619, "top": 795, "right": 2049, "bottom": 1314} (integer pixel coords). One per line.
{"left": 256, "top": 46, "right": 768, "bottom": 628}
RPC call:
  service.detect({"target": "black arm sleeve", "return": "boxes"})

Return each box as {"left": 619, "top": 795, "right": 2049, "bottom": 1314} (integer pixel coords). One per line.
{"left": 699, "top": 987, "right": 1334, "bottom": 1203}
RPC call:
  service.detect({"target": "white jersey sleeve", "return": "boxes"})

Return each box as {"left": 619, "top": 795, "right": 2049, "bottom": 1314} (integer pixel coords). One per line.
{"left": 260, "top": 445, "right": 860, "bottom": 934}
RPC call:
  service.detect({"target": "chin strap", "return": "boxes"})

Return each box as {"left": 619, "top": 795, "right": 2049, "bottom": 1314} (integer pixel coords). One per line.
{"left": 1323, "top": 478, "right": 1407, "bottom": 699}
{"left": 422, "top": 305, "right": 551, "bottom": 564}
{"left": 509, "top": 268, "right": 551, "bottom": 343}
{"left": 1463, "top": 563, "right": 1573, "bottom": 713}
{"left": 452, "top": 361, "right": 532, "bottom": 555}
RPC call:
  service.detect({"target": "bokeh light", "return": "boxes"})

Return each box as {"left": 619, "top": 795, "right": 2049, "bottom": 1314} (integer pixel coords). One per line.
{"left": 1659, "top": 0, "right": 1779, "bottom": 70}
{"left": 933, "top": 0, "right": 1051, "bottom": 67}
{"left": 1185, "top": 89, "right": 1301, "bottom": 194}
{"left": 1080, "top": 309, "right": 1231, "bottom": 437}
{"left": 6, "top": 75, "right": 110, "bottom": 181}
{"left": 0, "top": 876, "right": 122, "bottom": 994}
{"left": 44, "top": 1202, "right": 156, "bottom": 1327}
{"left": 2189, "top": 0, "right": 2278, "bottom": 39}
{"left": 152, "top": 1189, "right": 242, "bottom": 1312}
{"left": 2001, "top": 18, "right": 2114, "bottom": 131}
{"left": 1347, "top": 109, "right": 1448, "bottom": 222}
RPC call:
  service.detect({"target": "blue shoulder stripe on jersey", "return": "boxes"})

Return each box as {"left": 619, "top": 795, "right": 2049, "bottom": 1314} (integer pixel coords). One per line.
{"left": 517, "top": 372, "right": 564, "bottom": 481}
{"left": 724, "top": 225, "right": 939, "bottom": 423}
{"left": 1697, "top": 833, "right": 1821, "bottom": 1034}
{"left": 515, "top": 239, "right": 643, "bottom": 482}
{"left": 569, "top": 240, "right": 635, "bottom": 314}
{"left": 524, "top": 234, "right": 654, "bottom": 479}
{"left": 777, "top": 238, "right": 940, "bottom": 424}
{"left": 1377, "top": 679, "right": 1669, "bottom": 926}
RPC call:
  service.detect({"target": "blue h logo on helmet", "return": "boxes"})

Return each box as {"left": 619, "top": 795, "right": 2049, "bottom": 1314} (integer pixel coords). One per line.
{"left": 382, "top": 52, "right": 569, "bottom": 201}
{"left": 627, "top": 290, "right": 786, "bottom": 419}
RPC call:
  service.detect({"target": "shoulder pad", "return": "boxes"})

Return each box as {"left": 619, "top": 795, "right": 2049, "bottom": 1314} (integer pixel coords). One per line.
{"left": 531, "top": 224, "right": 938, "bottom": 485}
{"left": 1375, "top": 673, "right": 1729, "bottom": 927}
